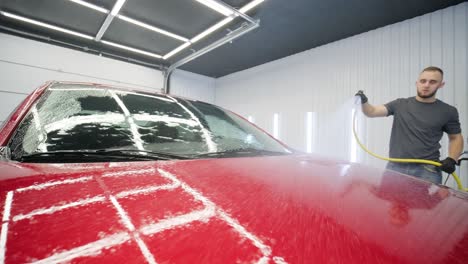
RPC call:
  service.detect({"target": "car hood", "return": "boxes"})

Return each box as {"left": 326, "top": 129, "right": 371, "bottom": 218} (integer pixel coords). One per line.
{"left": 1, "top": 154, "right": 467, "bottom": 263}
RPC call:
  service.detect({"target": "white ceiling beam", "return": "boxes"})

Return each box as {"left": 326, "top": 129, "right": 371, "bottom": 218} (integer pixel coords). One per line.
{"left": 95, "top": 0, "right": 126, "bottom": 41}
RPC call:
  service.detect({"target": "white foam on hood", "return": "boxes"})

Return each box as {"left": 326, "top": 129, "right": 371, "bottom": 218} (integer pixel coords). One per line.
{"left": 103, "top": 168, "right": 155, "bottom": 178}
{"left": 109, "top": 196, "right": 157, "bottom": 264}
{"left": 13, "top": 196, "right": 106, "bottom": 221}
{"left": 156, "top": 169, "right": 280, "bottom": 263}
{"left": 31, "top": 232, "right": 131, "bottom": 264}
{"left": 140, "top": 207, "right": 215, "bottom": 235}
{"left": 115, "top": 182, "right": 180, "bottom": 198}
{"left": 16, "top": 176, "right": 93, "bottom": 192}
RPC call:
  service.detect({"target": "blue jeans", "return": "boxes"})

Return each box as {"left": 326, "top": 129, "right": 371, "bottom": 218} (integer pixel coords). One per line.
{"left": 386, "top": 162, "right": 442, "bottom": 184}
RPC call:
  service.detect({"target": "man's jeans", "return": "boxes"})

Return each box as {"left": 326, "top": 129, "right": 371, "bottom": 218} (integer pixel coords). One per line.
{"left": 386, "top": 162, "right": 442, "bottom": 184}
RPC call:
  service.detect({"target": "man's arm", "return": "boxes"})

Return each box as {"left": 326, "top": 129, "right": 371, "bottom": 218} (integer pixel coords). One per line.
{"left": 362, "top": 103, "right": 388, "bottom": 118}
{"left": 355, "top": 90, "right": 388, "bottom": 118}
{"left": 448, "top": 133, "right": 464, "bottom": 160}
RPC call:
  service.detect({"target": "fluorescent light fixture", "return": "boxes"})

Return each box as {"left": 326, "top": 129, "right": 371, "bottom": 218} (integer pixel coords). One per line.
{"left": 306, "top": 112, "right": 316, "bottom": 153}
{"left": 190, "top": 0, "right": 264, "bottom": 44}
{"left": 163, "top": 42, "right": 191, "bottom": 60}
{"left": 190, "top": 17, "right": 233, "bottom": 43}
{"left": 118, "top": 15, "right": 188, "bottom": 42}
{"left": 273, "top": 113, "right": 280, "bottom": 139}
{"left": 110, "top": 0, "right": 126, "bottom": 16}
{"left": 247, "top": 115, "right": 255, "bottom": 123}
{"left": 239, "top": 0, "right": 265, "bottom": 13}
{"left": 101, "top": 40, "right": 162, "bottom": 59}
{"left": 350, "top": 109, "right": 357, "bottom": 162}
{"left": 0, "top": 11, "right": 93, "bottom": 40}
{"left": 67, "top": 1, "right": 188, "bottom": 43}
{"left": 195, "top": 0, "right": 234, "bottom": 16}
{"left": 68, "top": 0, "right": 109, "bottom": 13}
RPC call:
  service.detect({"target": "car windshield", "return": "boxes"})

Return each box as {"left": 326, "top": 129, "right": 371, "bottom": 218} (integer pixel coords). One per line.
{"left": 8, "top": 83, "right": 290, "bottom": 161}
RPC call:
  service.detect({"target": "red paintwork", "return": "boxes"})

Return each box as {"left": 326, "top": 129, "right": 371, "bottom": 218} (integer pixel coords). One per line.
{"left": 1, "top": 157, "right": 468, "bottom": 263}
{"left": 1, "top": 82, "right": 468, "bottom": 263}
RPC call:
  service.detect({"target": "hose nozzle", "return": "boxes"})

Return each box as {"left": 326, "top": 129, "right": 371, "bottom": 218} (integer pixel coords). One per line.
{"left": 355, "top": 90, "right": 367, "bottom": 104}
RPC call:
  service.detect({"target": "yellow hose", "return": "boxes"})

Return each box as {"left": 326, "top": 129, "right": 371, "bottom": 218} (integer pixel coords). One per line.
{"left": 352, "top": 111, "right": 467, "bottom": 191}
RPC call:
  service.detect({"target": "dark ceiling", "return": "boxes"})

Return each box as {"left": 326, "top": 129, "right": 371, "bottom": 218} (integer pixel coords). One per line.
{"left": 0, "top": 0, "right": 466, "bottom": 78}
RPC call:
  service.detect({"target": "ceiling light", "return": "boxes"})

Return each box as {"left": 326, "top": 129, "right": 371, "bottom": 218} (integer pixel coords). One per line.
{"left": 190, "top": 17, "right": 233, "bottom": 43}
{"left": 117, "top": 15, "right": 188, "bottom": 42}
{"left": 189, "top": 0, "right": 264, "bottom": 44}
{"left": 110, "top": 0, "right": 126, "bottom": 16}
{"left": 0, "top": 11, "right": 94, "bottom": 40}
{"left": 239, "top": 0, "right": 265, "bottom": 13}
{"left": 68, "top": 0, "right": 109, "bottom": 13}
{"left": 195, "top": 0, "right": 234, "bottom": 16}
{"left": 163, "top": 42, "right": 191, "bottom": 60}
{"left": 101, "top": 40, "right": 162, "bottom": 59}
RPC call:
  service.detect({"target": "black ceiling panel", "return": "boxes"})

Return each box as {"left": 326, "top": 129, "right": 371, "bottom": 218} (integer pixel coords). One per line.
{"left": 103, "top": 18, "right": 183, "bottom": 55}
{"left": 120, "top": 0, "right": 225, "bottom": 38}
{"left": 0, "top": 0, "right": 466, "bottom": 78}
{"left": 179, "top": 0, "right": 467, "bottom": 77}
{"left": 86, "top": 0, "right": 118, "bottom": 10}
{"left": 165, "top": 14, "right": 246, "bottom": 64}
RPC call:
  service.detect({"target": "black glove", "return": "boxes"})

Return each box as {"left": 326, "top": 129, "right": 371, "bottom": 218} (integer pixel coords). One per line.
{"left": 439, "top": 157, "right": 457, "bottom": 174}
{"left": 355, "top": 90, "right": 368, "bottom": 104}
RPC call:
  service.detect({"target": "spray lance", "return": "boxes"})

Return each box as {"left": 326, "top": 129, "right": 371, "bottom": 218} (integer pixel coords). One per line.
{"left": 352, "top": 91, "right": 467, "bottom": 192}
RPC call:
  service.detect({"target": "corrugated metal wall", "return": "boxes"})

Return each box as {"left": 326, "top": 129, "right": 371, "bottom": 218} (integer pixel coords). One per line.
{"left": 170, "top": 70, "right": 216, "bottom": 103}
{"left": 215, "top": 2, "right": 468, "bottom": 188}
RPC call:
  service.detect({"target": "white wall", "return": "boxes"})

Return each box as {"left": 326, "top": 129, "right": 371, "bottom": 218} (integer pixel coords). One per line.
{"left": 170, "top": 69, "right": 216, "bottom": 103}
{"left": 0, "top": 32, "right": 215, "bottom": 124}
{"left": 215, "top": 3, "right": 468, "bottom": 188}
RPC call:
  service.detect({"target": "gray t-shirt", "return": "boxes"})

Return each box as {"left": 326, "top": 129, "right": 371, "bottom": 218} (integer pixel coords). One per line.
{"left": 384, "top": 97, "right": 461, "bottom": 161}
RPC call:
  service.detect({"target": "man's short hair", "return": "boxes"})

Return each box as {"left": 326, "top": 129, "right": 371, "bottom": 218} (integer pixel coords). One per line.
{"left": 422, "top": 66, "right": 444, "bottom": 78}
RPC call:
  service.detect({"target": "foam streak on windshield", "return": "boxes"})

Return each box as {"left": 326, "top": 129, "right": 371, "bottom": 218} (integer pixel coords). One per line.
{"left": 167, "top": 95, "right": 217, "bottom": 152}
{"left": 109, "top": 90, "right": 145, "bottom": 150}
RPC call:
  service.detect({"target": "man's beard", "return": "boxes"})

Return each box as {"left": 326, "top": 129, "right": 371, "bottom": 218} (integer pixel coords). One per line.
{"left": 417, "top": 89, "right": 438, "bottom": 99}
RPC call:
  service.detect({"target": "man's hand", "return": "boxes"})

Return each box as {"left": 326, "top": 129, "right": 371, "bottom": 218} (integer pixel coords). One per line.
{"left": 355, "top": 90, "right": 368, "bottom": 104}
{"left": 439, "top": 157, "right": 457, "bottom": 174}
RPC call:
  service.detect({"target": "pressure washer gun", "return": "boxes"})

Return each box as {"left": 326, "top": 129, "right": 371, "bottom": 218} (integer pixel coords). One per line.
{"left": 355, "top": 90, "right": 367, "bottom": 105}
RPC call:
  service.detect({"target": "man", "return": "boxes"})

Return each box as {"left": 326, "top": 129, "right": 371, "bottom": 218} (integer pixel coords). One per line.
{"left": 356, "top": 66, "right": 464, "bottom": 184}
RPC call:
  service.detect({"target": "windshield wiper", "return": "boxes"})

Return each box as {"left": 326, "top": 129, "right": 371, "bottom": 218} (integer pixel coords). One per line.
{"left": 94, "top": 149, "right": 191, "bottom": 160}
{"left": 19, "top": 149, "right": 191, "bottom": 163}
{"left": 194, "top": 147, "right": 290, "bottom": 158}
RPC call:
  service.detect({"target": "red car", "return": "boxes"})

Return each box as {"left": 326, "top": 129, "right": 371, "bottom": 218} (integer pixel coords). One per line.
{"left": 1, "top": 81, "right": 467, "bottom": 263}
